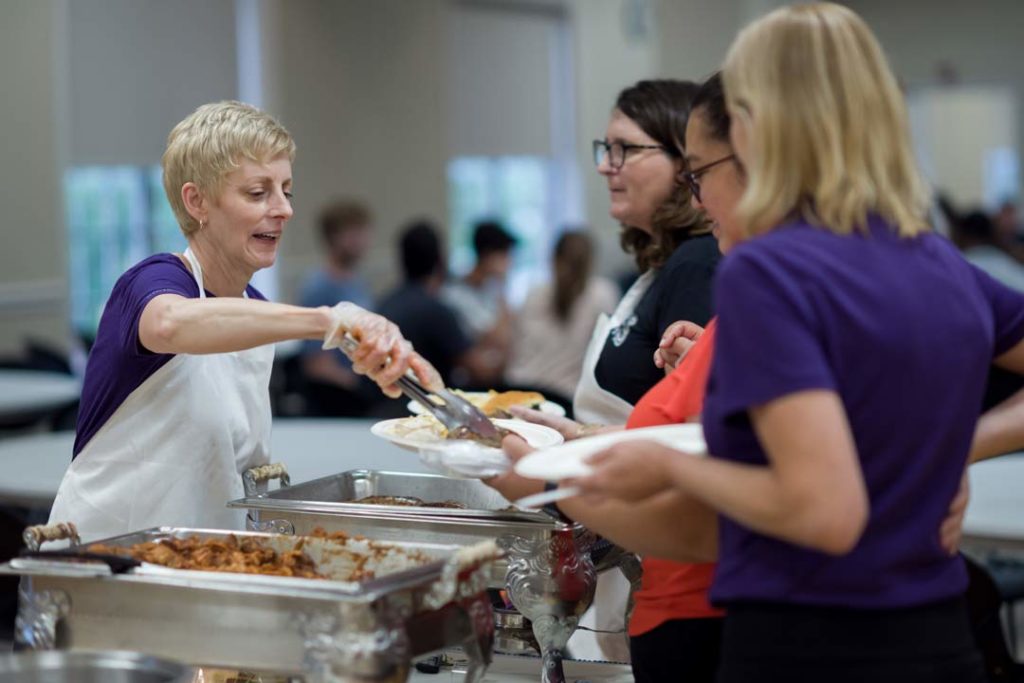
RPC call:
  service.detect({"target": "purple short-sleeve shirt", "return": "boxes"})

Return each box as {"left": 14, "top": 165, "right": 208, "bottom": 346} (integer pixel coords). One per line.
{"left": 703, "top": 216, "right": 1024, "bottom": 609}
{"left": 73, "top": 254, "right": 265, "bottom": 458}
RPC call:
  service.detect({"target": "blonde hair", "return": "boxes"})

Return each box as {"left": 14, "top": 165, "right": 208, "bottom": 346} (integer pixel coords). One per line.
{"left": 161, "top": 101, "right": 296, "bottom": 236}
{"left": 722, "top": 2, "right": 931, "bottom": 238}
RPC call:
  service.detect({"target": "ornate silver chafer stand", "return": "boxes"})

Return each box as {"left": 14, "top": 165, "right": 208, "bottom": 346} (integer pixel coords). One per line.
{"left": 230, "top": 466, "right": 642, "bottom": 683}
{"left": 5, "top": 522, "right": 500, "bottom": 683}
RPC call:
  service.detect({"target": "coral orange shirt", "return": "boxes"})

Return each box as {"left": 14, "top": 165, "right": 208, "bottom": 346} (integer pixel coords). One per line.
{"left": 625, "top": 318, "right": 724, "bottom": 636}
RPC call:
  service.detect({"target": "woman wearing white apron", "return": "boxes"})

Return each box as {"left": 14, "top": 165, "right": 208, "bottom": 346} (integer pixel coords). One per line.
{"left": 49, "top": 101, "right": 439, "bottom": 543}
{"left": 485, "top": 81, "right": 720, "bottom": 675}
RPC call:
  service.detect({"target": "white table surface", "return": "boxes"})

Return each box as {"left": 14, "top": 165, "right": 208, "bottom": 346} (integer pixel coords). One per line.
{"left": 1, "top": 423, "right": 1022, "bottom": 542}
{"left": 0, "top": 418, "right": 431, "bottom": 507}
{"left": 0, "top": 370, "right": 80, "bottom": 420}
{"left": 964, "top": 452, "right": 1024, "bottom": 540}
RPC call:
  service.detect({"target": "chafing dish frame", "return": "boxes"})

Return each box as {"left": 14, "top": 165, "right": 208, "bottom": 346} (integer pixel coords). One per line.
{"left": 5, "top": 524, "right": 498, "bottom": 683}
{"left": 230, "top": 468, "right": 610, "bottom": 683}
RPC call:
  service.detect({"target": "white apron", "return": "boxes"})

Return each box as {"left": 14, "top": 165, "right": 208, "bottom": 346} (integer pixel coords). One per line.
{"left": 572, "top": 271, "right": 656, "bottom": 425}
{"left": 48, "top": 248, "right": 274, "bottom": 542}
{"left": 568, "top": 270, "right": 655, "bottom": 663}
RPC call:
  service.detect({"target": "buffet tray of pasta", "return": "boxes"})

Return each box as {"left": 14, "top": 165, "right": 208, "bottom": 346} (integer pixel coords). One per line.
{"left": 4, "top": 524, "right": 499, "bottom": 682}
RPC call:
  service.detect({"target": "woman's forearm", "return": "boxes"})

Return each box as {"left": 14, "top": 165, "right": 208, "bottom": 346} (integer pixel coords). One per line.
{"left": 141, "top": 294, "right": 331, "bottom": 355}
{"left": 666, "top": 392, "right": 869, "bottom": 555}
{"left": 971, "top": 386, "right": 1024, "bottom": 463}
{"left": 559, "top": 490, "right": 718, "bottom": 562}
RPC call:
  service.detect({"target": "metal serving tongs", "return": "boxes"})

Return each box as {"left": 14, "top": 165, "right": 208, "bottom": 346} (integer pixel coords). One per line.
{"left": 337, "top": 334, "right": 501, "bottom": 442}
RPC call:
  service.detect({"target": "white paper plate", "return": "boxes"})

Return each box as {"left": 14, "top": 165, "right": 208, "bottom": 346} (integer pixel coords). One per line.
{"left": 406, "top": 393, "right": 566, "bottom": 417}
{"left": 371, "top": 416, "right": 563, "bottom": 453}
{"left": 514, "top": 423, "right": 706, "bottom": 482}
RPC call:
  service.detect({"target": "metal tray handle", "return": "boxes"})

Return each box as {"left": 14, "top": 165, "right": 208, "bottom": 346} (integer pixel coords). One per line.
{"left": 23, "top": 523, "right": 80, "bottom": 552}
{"left": 243, "top": 462, "right": 291, "bottom": 497}
{"left": 424, "top": 540, "right": 503, "bottom": 610}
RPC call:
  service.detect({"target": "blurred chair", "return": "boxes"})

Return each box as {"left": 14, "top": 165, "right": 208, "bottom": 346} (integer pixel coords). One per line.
{"left": 965, "top": 553, "right": 1024, "bottom": 682}
{"left": 0, "top": 339, "right": 78, "bottom": 435}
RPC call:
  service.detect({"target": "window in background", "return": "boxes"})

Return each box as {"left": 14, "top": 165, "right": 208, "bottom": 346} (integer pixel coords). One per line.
{"left": 446, "top": 3, "right": 581, "bottom": 306}
{"left": 65, "top": 165, "right": 185, "bottom": 338}
{"left": 448, "top": 156, "right": 573, "bottom": 305}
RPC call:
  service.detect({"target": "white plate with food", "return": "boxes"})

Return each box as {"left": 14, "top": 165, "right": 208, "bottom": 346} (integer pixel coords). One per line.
{"left": 371, "top": 415, "right": 564, "bottom": 454}
{"left": 406, "top": 389, "right": 566, "bottom": 418}
{"left": 513, "top": 423, "right": 707, "bottom": 482}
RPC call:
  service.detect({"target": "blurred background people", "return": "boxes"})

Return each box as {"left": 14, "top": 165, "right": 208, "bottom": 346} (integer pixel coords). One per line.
{"left": 952, "top": 209, "right": 1024, "bottom": 292}
{"left": 443, "top": 220, "right": 517, "bottom": 385}
{"left": 375, "top": 221, "right": 503, "bottom": 416}
{"left": 506, "top": 231, "right": 618, "bottom": 410}
{"left": 296, "top": 200, "right": 377, "bottom": 416}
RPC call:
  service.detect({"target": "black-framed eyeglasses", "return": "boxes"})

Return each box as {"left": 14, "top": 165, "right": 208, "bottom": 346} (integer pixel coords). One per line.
{"left": 593, "top": 139, "right": 667, "bottom": 170}
{"left": 681, "top": 154, "right": 736, "bottom": 202}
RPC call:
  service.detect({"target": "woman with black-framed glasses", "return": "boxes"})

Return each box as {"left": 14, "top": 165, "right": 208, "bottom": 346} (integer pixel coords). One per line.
{"left": 484, "top": 79, "right": 722, "bottom": 680}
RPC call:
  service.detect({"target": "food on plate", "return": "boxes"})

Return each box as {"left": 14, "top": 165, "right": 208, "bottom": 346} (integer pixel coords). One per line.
{"left": 389, "top": 414, "right": 512, "bottom": 447}
{"left": 419, "top": 389, "right": 547, "bottom": 418}
{"left": 478, "top": 390, "right": 546, "bottom": 418}
{"left": 447, "top": 424, "right": 511, "bottom": 448}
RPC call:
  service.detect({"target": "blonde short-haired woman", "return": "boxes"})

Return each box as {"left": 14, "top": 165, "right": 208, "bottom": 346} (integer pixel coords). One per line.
{"left": 49, "top": 101, "right": 440, "bottom": 542}
{"left": 572, "top": 4, "right": 1024, "bottom": 681}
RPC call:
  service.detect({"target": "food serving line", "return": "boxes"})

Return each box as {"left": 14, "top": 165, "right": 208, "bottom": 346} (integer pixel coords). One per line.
{"left": 3, "top": 415, "right": 1021, "bottom": 681}
{"left": 0, "top": 406, "right": 639, "bottom": 682}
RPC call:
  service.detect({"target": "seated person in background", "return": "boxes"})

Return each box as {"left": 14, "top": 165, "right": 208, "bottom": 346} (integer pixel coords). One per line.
{"left": 952, "top": 210, "right": 1024, "bottom": 293}
{"left": 377, "top": 221, "right": 502, "bottom": 410}
{"left": 506, "top": 231, "right": 618, "bottom": 409}
{"left": 297, "top": 200, "right": 377, "bottom": 416}
{"left": 442, "top": 220, "right": 517, "bottom": 381}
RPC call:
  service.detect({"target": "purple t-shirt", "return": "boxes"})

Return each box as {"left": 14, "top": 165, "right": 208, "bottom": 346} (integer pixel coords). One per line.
{"left": 73, "top": 254, "right": 266, "bottom": 458}
{"left": 703, "top": 216, "right": 1024, "bottom": 609}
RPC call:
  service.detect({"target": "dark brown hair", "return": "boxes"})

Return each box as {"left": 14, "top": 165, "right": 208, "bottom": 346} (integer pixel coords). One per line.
{"left": 613, "top": 79, "right": 711, "bottom": 272}
{"left": 692, "top": 72, "right": 730, "bottom": 144}
{"left": 318, "top": 200, "right": 371, "bottom": 244}
{"left": 551, "top": 231, "right": 594, "bottom": 323}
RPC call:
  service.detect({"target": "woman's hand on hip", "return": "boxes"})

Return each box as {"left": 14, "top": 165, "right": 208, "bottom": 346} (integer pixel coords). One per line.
{"left": 323, "top": 302, "right": 442, "bottom": 397}
{"left": 939, "top": 470, "right": 970, "bottom": 555}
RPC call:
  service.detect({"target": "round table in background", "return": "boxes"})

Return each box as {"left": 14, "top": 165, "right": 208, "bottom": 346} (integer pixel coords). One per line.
{"left": 0, "top": 418, "right": 429, "bottom": 508}
{"left": 0, "top": 370, "right": 80, "bottom": 429}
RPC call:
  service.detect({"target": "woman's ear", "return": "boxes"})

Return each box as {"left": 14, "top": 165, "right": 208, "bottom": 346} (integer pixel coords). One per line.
{"left": 181, "top": 182, "right": 207, "bottom": 225}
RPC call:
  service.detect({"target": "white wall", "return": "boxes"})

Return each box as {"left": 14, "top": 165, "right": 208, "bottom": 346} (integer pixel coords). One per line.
{"left": 264, "top": 0, "right": 449, "bottom": 302}
{"left": 66, "top": 0, "right": 238, "bottom": 166}
{"left": 0, "top": 1, "right": 66, "bottom": 355}
{"left": 569, "top": 0, "right": 661, "bottom": 276}
{"left": 846, "top": 0, "right": 1024, "bottom": 204}
{"left": 909, "top": 87, "right": 1018, "bottom": 210}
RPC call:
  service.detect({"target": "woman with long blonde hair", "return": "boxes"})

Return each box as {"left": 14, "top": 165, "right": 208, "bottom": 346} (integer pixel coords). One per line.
{"left": 571, "top": 4, "right": 1024, "bottom": 681}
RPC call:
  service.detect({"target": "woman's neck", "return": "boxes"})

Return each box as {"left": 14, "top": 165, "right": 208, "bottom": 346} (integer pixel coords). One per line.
{"left": 185, "top": 241, "right": 252, "bottom": 297}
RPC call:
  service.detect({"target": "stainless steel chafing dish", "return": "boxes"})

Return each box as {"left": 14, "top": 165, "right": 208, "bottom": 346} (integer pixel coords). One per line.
{"left": 229, "top": 467, "right": 641, "bottom": 683}
{"left": 4, "top": 523, "right": 499, "bottom": 683}
{"left": 0, "top": 650, "right": 194, "bottom": 683}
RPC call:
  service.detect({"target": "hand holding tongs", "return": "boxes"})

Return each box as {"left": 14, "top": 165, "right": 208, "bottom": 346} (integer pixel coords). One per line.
{"left": 337, "top": 334, "right": 500, "bottom": 442}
